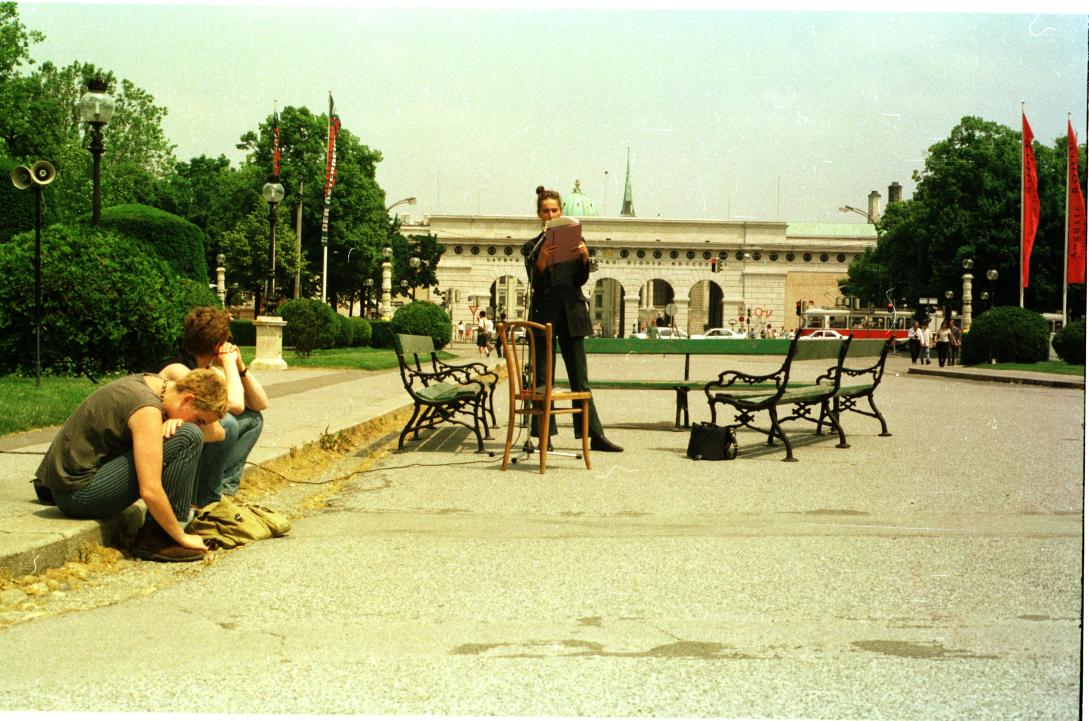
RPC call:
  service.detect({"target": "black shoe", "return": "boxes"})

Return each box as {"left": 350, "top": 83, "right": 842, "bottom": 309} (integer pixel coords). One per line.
{"left": 590, "top": 436, "right": 624, "bottom": 453}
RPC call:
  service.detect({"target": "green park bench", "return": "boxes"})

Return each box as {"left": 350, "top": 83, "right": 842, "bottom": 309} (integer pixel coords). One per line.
{"left": 393, "top": 334, "right": 498, "bottom": 452}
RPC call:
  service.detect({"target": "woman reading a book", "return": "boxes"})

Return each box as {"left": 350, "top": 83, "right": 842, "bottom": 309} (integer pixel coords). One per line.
{"left": 519, "top": 185, "right": 623, "bottom": 453}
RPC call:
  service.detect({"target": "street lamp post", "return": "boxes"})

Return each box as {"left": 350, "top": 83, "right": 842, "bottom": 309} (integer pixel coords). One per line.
{"left": 944, "top": 289, "right": 955, "bottom": 321}
{"left": 10, "top": 161, "right": 56, "bottom": 387}
{"left": 839, "top": 205, "right": 873, "bottom": 223}
{"left": 79, "top": 77, "right": 115, "bottom": 226}
{"left": 386, "top": 196, "right": 417, "bottom": 214}
{"left": 364, "top": 277, "right": 375, "bottom": 318}
{"left": 985, "top": 269, "right": 998, "bottom": 310}
{"left": 261, "top": 175, "right": 285, "bottom": 315}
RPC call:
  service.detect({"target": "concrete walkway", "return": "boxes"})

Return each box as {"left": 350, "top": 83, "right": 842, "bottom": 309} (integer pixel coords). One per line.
{"left": 0, "top": 345, "right": 1081, "bottom": 579}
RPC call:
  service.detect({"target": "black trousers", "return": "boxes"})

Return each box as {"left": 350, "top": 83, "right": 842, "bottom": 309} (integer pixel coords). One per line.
{"left": 530, "top": 309, "right": 605, "bottom": 439}
{"left": 909, "top": 339, "right": 921, "bottom": 363}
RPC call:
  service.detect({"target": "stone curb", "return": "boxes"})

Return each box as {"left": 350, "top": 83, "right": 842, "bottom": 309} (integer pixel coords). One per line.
{"left": 906, "top": 366, "right": 1085, "bottom": 390}
{"left": 1, "top": 401, "right": 414, "bottom": 579}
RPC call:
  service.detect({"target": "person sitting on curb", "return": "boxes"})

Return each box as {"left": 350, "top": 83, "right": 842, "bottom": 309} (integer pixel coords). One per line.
{"left": 34, "top": 369, "right": 228, "bottom": 562}
{"left": 155, "top": 307, "right": 269, "bottom": 507}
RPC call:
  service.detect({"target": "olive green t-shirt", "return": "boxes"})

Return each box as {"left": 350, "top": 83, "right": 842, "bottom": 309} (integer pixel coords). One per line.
{"left": 35, "top": 374, "right": 164, "bottom": 492}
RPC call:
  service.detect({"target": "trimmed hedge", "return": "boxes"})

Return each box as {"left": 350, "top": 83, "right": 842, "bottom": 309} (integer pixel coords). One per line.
{"left": 334, "top": 313, "right": 354, "bottom": 348}
{"left": 230, "top": 318, "right": 256, "bottom": 346}
{"left": 277, "top": 298, "right": 338, "bottom": 356}
{"left": 0, "top": 224, "right": 184, "bottom": 378}
{"left": 392, "top": 301, "right": 452, "bottom": 350}
{"left": 95, "top": 204, "right": 209, "bottom": 286}
{"left": 961, "top": 306, "right": 1050, "bottom": 365}
{"left": 347, "top": 316, "right": 371, "bottom": 347}
{"left": 368, "top": 319, "right": 396, "bottom": 349}
{"left": 1051, "top": 318, "right": 1085, "bottom": 365}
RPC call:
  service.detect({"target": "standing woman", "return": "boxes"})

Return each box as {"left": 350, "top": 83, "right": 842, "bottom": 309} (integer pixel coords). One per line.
{"left": 520, "top": 185, "right": 623, "bottom": 452}
{"left": 935, "top": 318, "right": 953, "bottom": 367}
{"left": 34, "top": 369, "right": 229, "bottom": 562}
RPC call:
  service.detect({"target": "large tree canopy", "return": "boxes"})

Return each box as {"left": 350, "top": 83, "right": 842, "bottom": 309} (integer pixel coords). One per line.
{"left": 842, "top": 116, "right": 1086, "bottom": 315}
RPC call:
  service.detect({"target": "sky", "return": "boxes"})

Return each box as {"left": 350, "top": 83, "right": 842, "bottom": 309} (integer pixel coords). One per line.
{"left": 16, "top": 2, "right": 1089, "bottom": 224}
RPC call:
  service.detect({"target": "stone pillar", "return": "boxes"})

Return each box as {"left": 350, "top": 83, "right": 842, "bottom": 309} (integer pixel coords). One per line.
{"left": 250, "top": 315, "right": 288, "bottom": 371}
{"left": 622, "top": 293, "right": 640, "bottom": 338}
{"left": 380, "top": 259, "right": 393, "bottom": 320}
{"left": 216, "top": 264, "right": 226, "bottom": 305}
{"left": 961, "top": 273, "right": 974, "bottom": 330}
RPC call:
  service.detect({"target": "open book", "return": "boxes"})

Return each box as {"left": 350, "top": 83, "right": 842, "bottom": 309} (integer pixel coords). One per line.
{"left": 543, "top": 216, "right": 584, "bottom": 265}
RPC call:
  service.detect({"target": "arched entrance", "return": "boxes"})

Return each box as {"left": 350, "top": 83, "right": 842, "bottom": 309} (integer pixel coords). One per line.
{"left": 638, "top": 279, "right": 675, "bottom": 332}
{"left": 590, "top": 277, "right": 624, "bottom": 337}
{"left": 490, "top": 275, "right": 527, "bottom": 322}
{"left": 688, "top": 279, "right": 725, "bottom": 334}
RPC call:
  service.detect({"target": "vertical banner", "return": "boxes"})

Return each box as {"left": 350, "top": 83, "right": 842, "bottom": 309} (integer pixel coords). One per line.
{"left": 1067, "top": 120, "right": 1086, "bottom": 284}
{"left": 320, "top": 94, "right": 341, "bottom": 247}
{"left": 1021, "top": 112, "right": 1040, "bottom": 290}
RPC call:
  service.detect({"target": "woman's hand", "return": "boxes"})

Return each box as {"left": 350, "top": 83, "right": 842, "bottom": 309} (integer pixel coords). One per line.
{"left": 215, "top": 342, "right": 240, "bottom": 369}
{"left": 535, "top": 243, "right": 553, "bottom": 272}
{"left": 161, "top": 418, "right": 185, "bottom": 438}
{"left": 176, "top": 533, "right": 208, "bottom": 552}
{"left": 575, "top": 242, "right": 590, "bottom": 262}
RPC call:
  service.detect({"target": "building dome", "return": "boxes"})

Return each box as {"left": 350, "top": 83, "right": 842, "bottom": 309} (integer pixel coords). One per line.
{"left": 562, "top": 179, "right": 598, "bottom": 217}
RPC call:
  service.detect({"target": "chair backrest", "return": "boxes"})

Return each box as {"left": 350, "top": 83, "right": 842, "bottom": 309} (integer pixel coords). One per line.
{"left": 497, "top": 320, "right": 553, "bottom": 402}
{"left": 393, "top": 334, "right": 436, "bottom": 387}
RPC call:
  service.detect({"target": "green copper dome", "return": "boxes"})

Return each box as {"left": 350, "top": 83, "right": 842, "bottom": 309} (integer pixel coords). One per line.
{"left": 562, "top": 179, "right": 598, "bottom": 217}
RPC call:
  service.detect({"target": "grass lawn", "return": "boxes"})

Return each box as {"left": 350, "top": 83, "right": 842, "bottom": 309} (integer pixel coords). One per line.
{"left": 965, "top": 360, "right": 1085, "bottom": 376}
{"left": 0, "top": 374, "right": 121, "bottom": 435}
{"left": 238, "top": 345, "right": 454, "bottom": 370}
{"left": 0, "top": 345, "right": 461, "bottom": 436}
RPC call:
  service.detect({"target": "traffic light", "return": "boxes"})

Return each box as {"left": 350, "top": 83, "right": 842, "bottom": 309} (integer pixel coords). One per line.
{"left": 795, "top": 300, "right": 801, "bottom": 316}
{"left": 886, "top": 303, "right": 894, "bottom": 312}
{"left": 710, "top": 258, "right": 718, "bottom": 273}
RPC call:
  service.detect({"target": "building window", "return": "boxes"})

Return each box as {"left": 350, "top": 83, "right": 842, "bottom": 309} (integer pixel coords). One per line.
{"left": 504, "top": 246, "right": 513, "bottom": 256}
{"left": 669, "top": 250, "right": 678, "bottom": 260}
{"left": 589, "top": 247, "right": 597, "bottom": 257}
{"left": 703, "top": 251, "right": 712, "bottom": 260}
{"left": 735, "top": 251, "right": 744, "bottom": 261}
{"left": 837, "top": 253, "right": 846, "bottom": 263}
{"left": 752, "top": 252, "right": 762, "bottom": 261}
{"left": 770, "top": 253, "right": 778, "bottom": 262}
{"left": 454, "top": 245, "right": 463, "bottom": 255}
{"left": 620, "top": 249, "right": 629, "bottom": 258}
{"left": 653, "top": 249, "right": 662, "bottom": 259}
{"left": 637, "top": 249, "right": 646, "bottom": 259}
{"left": 686, "top": 250, "right": 695, "bottom": 260}
{"left": 718, "top": 250, "right": 728, "bottom": 260}
{"left": 803, "top": 252, "right": 812, "bottom": 262}
{"left": 471, "top": 246, "right": 480, "bottom": 255}
{"left": 786, "top": 253, "right": 795, "bottom": 262}
{"left": 819, "top": 253, "right": 828, "bottom": 262}
{"left": 487, "top": 246, "right": 496, "bottom": 256}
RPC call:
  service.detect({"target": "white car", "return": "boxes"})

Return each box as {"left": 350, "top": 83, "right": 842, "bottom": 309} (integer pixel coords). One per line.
{"left": 632, "top": 327, "right": 689, "bottom": 339}
{"left": 800, "top": 329, "right": 847, "bottom": 339}
{"left": 691, "top": 327, "right": 747, "bottom": 340}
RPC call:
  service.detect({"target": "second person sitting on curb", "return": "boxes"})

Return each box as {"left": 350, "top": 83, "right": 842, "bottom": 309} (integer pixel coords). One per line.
{"left": 155, "top": 307, "right": 269, "bottom": 507}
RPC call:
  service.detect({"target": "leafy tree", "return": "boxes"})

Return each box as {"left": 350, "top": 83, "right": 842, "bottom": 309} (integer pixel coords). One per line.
{"left": 842, "top": 116, "right": 1086, "bottom": 314}
{"left": 0, "top": 2, "right": 43, "bottom": 82}
{"left": 218, "top": 202, "right": 302, "bottom": 316}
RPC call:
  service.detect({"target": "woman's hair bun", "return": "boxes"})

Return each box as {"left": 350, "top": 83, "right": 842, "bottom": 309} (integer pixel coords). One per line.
{"left": 535, "top": 185, "right": 546, "bottom": 195}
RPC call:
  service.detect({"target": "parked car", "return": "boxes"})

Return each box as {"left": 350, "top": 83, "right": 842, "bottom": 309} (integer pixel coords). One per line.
{"left": 800, "top": 328, "right": 847, "bottom": 340}
{"left": 632, "top": 327, "right": 689, "bottom": 339}
{"left": 691, "top": 327, "right": 747, "bottom": 340}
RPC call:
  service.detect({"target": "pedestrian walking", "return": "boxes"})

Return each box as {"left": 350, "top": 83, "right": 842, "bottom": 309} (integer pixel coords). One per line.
{"left": 907, "top": 320, "right": 922, "bottom": 364}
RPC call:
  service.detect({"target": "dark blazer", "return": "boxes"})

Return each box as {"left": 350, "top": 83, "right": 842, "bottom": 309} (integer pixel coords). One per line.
{"left": 521, "top": 232, "right": 594, "bottom": 338}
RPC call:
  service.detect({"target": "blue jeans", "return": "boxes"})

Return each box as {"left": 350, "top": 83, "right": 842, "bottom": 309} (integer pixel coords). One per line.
{"left": 196, "top": 409, "right": 263, "bottom": 505}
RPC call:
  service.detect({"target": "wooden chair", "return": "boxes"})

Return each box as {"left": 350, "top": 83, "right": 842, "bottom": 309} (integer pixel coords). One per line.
{"left": 496, "top": 320, "right": 592, "bottom": 474}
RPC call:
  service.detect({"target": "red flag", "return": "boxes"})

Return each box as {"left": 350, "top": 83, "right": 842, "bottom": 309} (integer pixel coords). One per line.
{"left": 320, "top": 93, "right": 341, "bottom": 247}
{"left": 1068, "top": 120, "right": 1087, "bottom": 284}
{"left": 272, "top": 108, "right": 280, "bottom": 177}
{"left": 1021, "top": 113, "right": 1040, "bottom": 289}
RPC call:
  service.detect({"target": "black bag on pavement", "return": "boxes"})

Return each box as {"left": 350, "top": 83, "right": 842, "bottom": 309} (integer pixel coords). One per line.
{"left": 686, "top": 422, "right": 738, "bottom": 461}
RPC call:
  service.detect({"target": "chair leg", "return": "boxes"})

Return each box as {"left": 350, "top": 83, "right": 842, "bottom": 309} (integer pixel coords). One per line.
{"left": 399, "top": 404, "right": 422, "bottom": 449}
{"left": 868, "top": 395, "right": 891, "bottom": 436}
{"left": 539, "top": 404, "right": 550, "bottom": 474}
{"left": 768, "top": 407, "right": 796, "bottom": 462}
{"left": 501, "top": 393, "right": 518, "bottom": 470}
{"left": 581, "top": 399, "right": 591, "bottom": 470}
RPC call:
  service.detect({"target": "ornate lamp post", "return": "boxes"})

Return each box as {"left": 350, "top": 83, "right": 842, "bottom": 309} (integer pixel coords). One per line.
{"left": 364, "top": 277, "right": 375, "bottom": 318}
{"left": 380, "top": 246, "right": 393, "bottom": 320}
{"left": 985, "top": 269, "right": 998, "bottom": 310}
{"left": 944, "top": 289, "right": 955, "bottom": 321}
{"left": 261, "top": 175, "right": 285, "bottom": 315}
{"left": 79, "top": 77, "right": 115, "bottom": 226}
{"left": 215, "top": 253, "right": 226, "bottom": 304}
{"left": 960, "top": 258, "right": 974, "bottom": 329}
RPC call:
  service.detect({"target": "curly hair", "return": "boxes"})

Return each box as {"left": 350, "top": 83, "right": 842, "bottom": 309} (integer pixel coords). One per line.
{"left": 535, "top": 185, "right": 562, "bottom": 211}
{"left": 175, "top": 368, "right": 229, "bottom": 418}
{"left": 182, "top": 306, "right": 231, "bottom": 356}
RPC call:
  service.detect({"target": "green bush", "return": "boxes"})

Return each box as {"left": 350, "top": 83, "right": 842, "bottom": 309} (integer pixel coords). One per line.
{"left": 95, "top": 204, "right": 209, "bottom": 286}
{"left": 1051, "top": 318, "right": 1085, "bottom": 365}
{"left": 368, "top": 319, "right": 396, "bottom": 349}
{"left": 960, "top": 306, "right": 1050, "bottom": 365}
{"left": 333, "top": 313, "right": 353, "bottom": 348}
{"left": 230, "top": 318, "right": 256, "bottom": 346}
{"left": 347, "top": 317, "right": 371, "bottom": 347}
{"left": 168, "top": 278, "right": 220, "bottom": 334}
{"left": 0, "top": 154, "right": 36, "bottom": 245}
{"left": 0, "top": 224, "right": 182, "bottom": 378}
{"left": 392, "top": 301, "right": 452, "bottom": 350}
{"left": 277, "top": 298, "right": 337, "bottom": 356}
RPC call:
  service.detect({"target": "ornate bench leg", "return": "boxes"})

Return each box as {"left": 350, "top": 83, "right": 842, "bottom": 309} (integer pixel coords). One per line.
{"left": 399, "top": 403, "right": 423, "bottom": 449}
{"left": 868, "top": 394, "right": 891, "bottom": 436}
{"left": 768, "top": 407, "right": 796, "bottom": 462}
{"left": 674, "top": 387, "right": 691, "bottom": 429}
